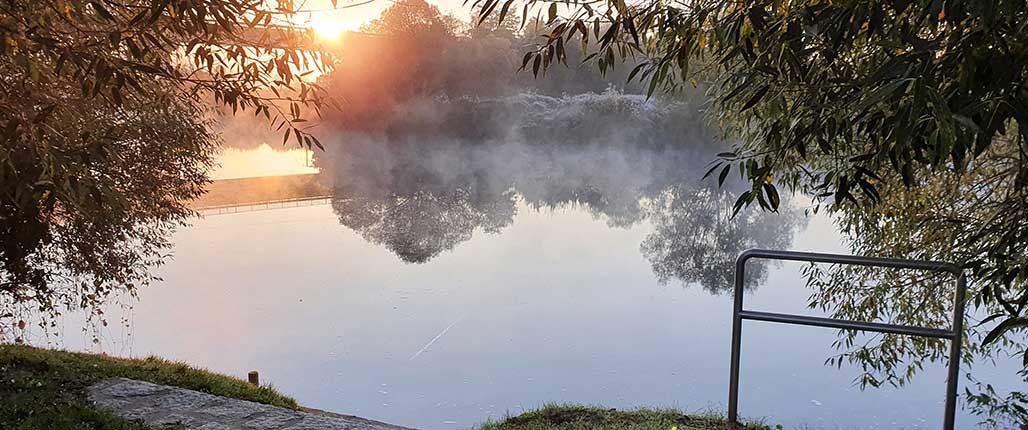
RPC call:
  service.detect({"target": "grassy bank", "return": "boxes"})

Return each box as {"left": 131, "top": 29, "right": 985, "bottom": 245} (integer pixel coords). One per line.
{"left": 478, "top": 404, "right": 771, "bottom": 430}
{"left": 3, "top": 344, "right": 773, "bottom": 430}
{"left": 0, "top": 344, "right": 297, "bottom": 430}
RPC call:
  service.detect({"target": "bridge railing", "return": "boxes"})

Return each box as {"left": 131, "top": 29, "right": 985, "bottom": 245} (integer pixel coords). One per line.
{"left": 196, "top": 195, "right": 332, "bottom": 216}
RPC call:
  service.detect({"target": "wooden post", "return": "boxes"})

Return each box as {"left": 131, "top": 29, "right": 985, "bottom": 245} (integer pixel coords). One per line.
{"left": 248, "top": 371, "right": 259, "bottom": 386}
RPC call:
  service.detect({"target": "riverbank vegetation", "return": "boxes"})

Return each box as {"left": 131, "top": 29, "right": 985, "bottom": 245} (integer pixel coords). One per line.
{"left": 479, "top": 0, "right": 1028, "bottom": 424}
{"left": 477, "top": 404, "right": 770, "bottom": 430}
{"left": 0, "top": 344, "right": 296, "bottom": 430}
{"left": 0, "top": 0, "right": 330, "bottom": 340}
{"left": 2, "top": 345, "right": 771, "bottom": 430}
{"left": 3, "top": 0, "right": 1027, "bottom": 427}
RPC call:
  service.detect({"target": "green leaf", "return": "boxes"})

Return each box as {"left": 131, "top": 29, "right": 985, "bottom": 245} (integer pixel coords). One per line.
{"left": 520, "top": 52, "right": 534, "bottom": 71}
{"left": 90, "top": 1, "right": 115, "bottom": 21}
{"left": 854, "top": 79, "right": 910, "bottom": 114}
{"left": 495, "top": 0, "right": 516, "bottom": 26}
{"left": 741, "top": 85, "right": 770, "bottom": 111}
{"left": 732, "top": 191, "right": 752, "bottom": 217}
{"left": 623, "top": 17, "right": 639, "bottom": 46}
{"left": 721, "top": 79, "right": 751, "bottom": 102}
{"left": 149, "top": 0, "right": 169, "bottom": 24}
{"left": 982, "top": 317, "right": 1028, "bottom": 346}
{"left": 479, "top": 0, "right": 500, "bottom": 25}
{"left": 702, "top": 162, "right": 721, "bottom": 180}
{"left": 762, "top": 183, "right": 780, "bottom": 210}
{"left": 131, "top": 63, "right": 166, "bottom": 76}
{"left": 626, "top": 62, "right": 647, "bottom": 83}
{"left": 718, "top": 164, "right": 731, "bottom": 186}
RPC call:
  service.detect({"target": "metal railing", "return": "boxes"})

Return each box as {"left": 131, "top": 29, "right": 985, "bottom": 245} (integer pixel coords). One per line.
{"left": 196, "top": 195, "right": 333, "bottom": 216}
{"left": 727, "top": 249, "right": 967, "bottom": 430}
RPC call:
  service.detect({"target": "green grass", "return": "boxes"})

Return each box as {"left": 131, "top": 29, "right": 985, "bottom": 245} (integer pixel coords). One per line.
{"left": 477, "top": 404, "right": 772, "bottom": 430}
{"left": 0, "top": 343, "right": 298, "bottom": 430}
{"left": 2, "top": 345, "right": 777, "bottom": 430}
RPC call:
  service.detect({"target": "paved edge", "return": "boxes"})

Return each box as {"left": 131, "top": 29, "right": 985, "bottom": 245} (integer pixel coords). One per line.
{"left": 88, "top": 377, "right": 417, "bottom": 430}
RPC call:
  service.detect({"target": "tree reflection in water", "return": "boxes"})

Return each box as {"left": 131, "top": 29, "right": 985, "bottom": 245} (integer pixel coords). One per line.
{"left": 320, "top": 111, "right": 804, "bottom": 289}
{"left": 331, "top": 187, "right": 516, "bottom": 264}
{"left": 641, "top": 186, "right": 804, "bottom": 293}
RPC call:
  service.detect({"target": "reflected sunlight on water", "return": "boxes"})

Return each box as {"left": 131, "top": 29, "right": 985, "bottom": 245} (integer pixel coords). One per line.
{"left": 211, "top": 143, "right": 318, "bottom": 180}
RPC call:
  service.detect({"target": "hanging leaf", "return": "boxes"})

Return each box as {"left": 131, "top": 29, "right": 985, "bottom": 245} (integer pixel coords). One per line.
{"left": 741, "top": 85, "right": 770, "bottom": 111}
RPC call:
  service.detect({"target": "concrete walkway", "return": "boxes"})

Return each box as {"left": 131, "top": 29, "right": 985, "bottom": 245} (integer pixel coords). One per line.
{"left": 89, "top": 378, "right": 414, "bottom": 430}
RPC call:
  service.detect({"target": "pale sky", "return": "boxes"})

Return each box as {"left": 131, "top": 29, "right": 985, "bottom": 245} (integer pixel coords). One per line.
{"left": 297, "top": 0, "right": 474, "bottom": 33}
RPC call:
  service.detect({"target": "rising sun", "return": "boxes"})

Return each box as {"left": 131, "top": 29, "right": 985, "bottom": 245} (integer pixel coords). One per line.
{"left": 310, "top": 16, "right": 350, "bottom": 40}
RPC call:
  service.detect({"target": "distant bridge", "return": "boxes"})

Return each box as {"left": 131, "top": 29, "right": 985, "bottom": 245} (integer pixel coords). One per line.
{"left": 191, "top": 173, "right": 333, "bottom": 216}
{"left": 198, "top": 195, "right": 333, "bottom": 216}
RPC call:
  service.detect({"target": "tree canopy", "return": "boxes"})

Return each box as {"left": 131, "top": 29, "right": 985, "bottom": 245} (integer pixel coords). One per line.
{"left": 362, "top": 0, "right": 461, "bottom": 37}
{"left": 480, "top": 0, "right": 1028, "bottom": 423}
{"left": 0, "top": 0, "right": 331, "bottom": 335}
{"left": 486, "top": 0, "right": 1026, "bottom": 209}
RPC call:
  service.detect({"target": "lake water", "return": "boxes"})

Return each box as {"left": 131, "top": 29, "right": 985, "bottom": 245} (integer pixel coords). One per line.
{"left": 37, "top": 94, "right": 1022, "bottom": 429}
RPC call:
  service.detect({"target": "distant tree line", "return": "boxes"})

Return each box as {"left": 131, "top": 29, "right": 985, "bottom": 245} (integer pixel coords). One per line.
{"left": 317, "top": 0, "right": 648, "bottom": 131}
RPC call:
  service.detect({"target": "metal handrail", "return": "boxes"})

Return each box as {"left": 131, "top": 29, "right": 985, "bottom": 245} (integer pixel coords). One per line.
{"left": 727, "top": 249, "right": 967, "bottom": 430}
{"left": 194, "top": 195, "right": 334, "bottom": 211}
{"left": 195, "top": 196, "right": 333, "bottom": 216}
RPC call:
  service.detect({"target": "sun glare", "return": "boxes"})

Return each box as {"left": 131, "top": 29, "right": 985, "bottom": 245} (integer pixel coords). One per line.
{"left": 310, "top": 16, "right": 350, "bottom": 40}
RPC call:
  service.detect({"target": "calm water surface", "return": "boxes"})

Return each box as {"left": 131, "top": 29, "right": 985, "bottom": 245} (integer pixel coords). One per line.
{"left": 58, "top": 192, "right": 1000, "bottom": 429}
{"left": 43, "top": 94, "right": 1020, "bottom": 429}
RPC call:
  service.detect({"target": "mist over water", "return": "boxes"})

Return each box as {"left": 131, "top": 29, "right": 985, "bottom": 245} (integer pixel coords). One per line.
{"left": 28, "top": 89, "right": 1014, "bottom": 430}
{"left": 312, "top": 91, "right": 805, "bottom": 291}
{"left": 8, "top": 3, "right": 1023, "bottom": 429}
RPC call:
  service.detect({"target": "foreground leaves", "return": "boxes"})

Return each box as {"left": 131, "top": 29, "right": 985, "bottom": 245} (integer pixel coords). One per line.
{"left": 0, "top": 0, "right": 333, "bottom": 334}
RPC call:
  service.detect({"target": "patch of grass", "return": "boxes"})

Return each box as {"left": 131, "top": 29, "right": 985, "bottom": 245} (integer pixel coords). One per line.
{"left": 477, "top": 404, "right": 772, "bottom": 430}
{"left": 0, "top": 343, "right": 298, "bottom": 430}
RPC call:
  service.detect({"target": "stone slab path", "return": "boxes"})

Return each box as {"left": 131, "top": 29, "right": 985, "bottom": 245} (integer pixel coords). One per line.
{"left": 89, "top": 378, "right": 415, "bottom": 430}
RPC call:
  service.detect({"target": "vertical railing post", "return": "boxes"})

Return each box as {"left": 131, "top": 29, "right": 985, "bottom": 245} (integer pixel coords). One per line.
{"left": 726, "top": 253, "right": 748, "bottom": 430}
{"left": 726, "top": 249, "right": 966, "bottom": 430}
{"left": 943, "top": 272, "right": 967, "bottom": 430}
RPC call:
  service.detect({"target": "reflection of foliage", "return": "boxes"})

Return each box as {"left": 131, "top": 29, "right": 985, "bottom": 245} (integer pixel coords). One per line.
{"left": 641, "top": 186, "right": 804, "bottom": 293}
{"left": 535, "top": 186, "right": 647, "bottom": 229}
{"left": 965, "top": 377, "right": 1028, "bottom": 430}
{"left": 484, "top": 0, "right": 1028, "bottom": 222}
{"left": 1, "top": 1, "right": 327, "bottom": 338}
{"left": 318, "top": 92, "right": 804, "bottom": 283}
{"left": 476, "top": 0, "right": 1028, "bottom": 418}
{"left": 332, "top": 188, "right": 516, "bottom": 263}
{"left": 804, "top": 139, "right": 1028, "bottom": 425}
{"left": 1, "top": 88, "right": 214, "bottom": 339}
{"left": 323, "top": 125, "right": 803, "bottom": 290}
{"left": 806, "top": 266, "right": 959, "bottom": 386}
